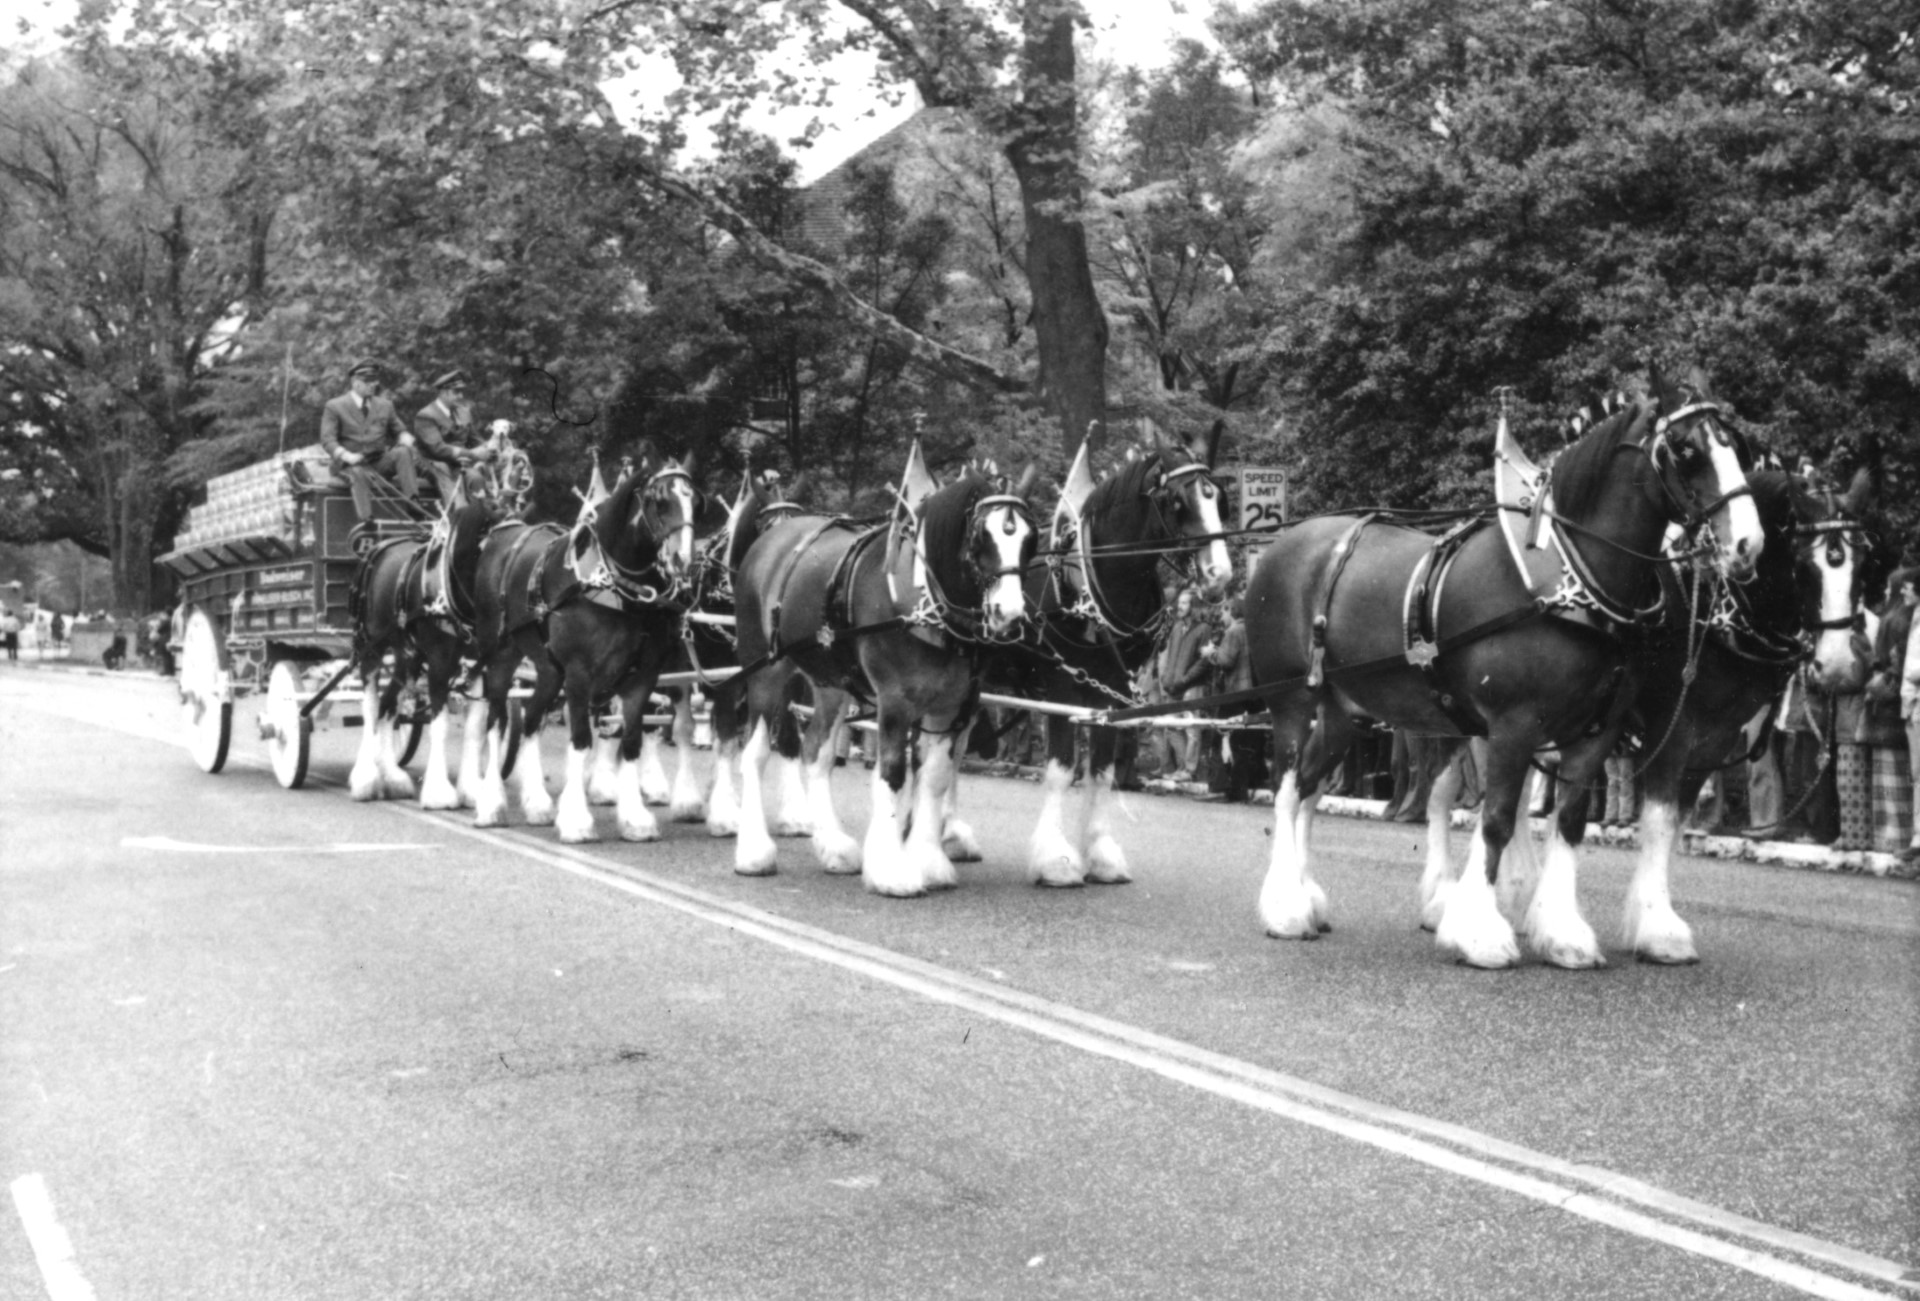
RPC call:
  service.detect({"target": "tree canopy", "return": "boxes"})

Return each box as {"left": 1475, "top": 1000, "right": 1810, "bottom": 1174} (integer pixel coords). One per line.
{"left": 1216, "top": 0, "right": 1920, "bottom": 521}
{"left": 2, "top": 0, "right": 1915, "bottom": 610}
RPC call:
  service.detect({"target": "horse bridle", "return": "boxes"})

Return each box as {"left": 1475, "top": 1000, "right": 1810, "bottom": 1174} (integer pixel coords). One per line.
{"left": 1794, "top": 508, "right": 1870, "bottom": 635}
{"left": 1056, "top": 453, "right": 1222, "bottom": 641}
{"left": 1645, "top": 400, "right": 1753, "bottom": 534}
{"left": 910, "top": 488, "right": 1036, "bottom": 644}
{"left": 586, "top": 463, "right": 699, "bottom": 608}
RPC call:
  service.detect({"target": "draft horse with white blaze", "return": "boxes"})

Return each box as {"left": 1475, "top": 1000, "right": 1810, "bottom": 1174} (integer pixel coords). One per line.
{"left": 725, "top": 459, "right": 1039, "bottom": 895}
{"left": 1244, "top": 366, "right": 1764, "bottom": 968}
{"left": 343, "top": 480, "right": 510, "bottom": 806}
{"left": 1612, "top": 468, "right": 1875, "bottom": 962}
{"left": 980, "top": 425, "right": 1233, "bottom": 886}
{"left": 467, "top": 453, "right": 702, "bottom": 841}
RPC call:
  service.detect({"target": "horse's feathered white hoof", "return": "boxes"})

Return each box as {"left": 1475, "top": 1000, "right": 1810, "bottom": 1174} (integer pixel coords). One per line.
{"left": 861, "top": 830, "right": 926, "bottom": 898}
{"left": 472, "top": 781, "right": 509, "bottom": 828}
{"left": 348, "top": 761, "right": 384, "bottom": 802}
{"left": 1028, "top": 824, "right": 1085, "bottom": 888}
{"left": 813, "top": 827, "right": 861, "bottom": 874}
{"left": 419, "top": 769, "right": 461, "bottom": 811}
{"left": 1625, "top": 899, "right": 1698, "bottom": 965}
{"left": 1086, "top": 833, "right": 1131, "bottom": 885}
{"left": 735, "top": 826, "right": 778, "bottom": 875}
{"left": 908, "top": 840, "right": 958, "bottom": 892}
{"left": 771, "top": 813, "right": 813, "bottom": 837}
{"left": 554, "top": 787, "right": 598, "bottom": 843}
{"left": 1259, "top": 876, "right": 1320, "bottom": 939}
{"left": 1435, "top": 875, "right": 1522, "bottom": 969}
{"left": 942, "top": 818, "right": 983, "bottom": 863}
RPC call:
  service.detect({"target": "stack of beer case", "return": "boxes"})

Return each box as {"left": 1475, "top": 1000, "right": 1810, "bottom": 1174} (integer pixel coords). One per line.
{"left": 172, "top": 449, "right": 329, "bottom": 552}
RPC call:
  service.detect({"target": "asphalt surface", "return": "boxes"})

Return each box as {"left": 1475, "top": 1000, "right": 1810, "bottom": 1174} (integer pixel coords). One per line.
{"left": 2, "top": 666, "right": 1916, "bottom": 1300}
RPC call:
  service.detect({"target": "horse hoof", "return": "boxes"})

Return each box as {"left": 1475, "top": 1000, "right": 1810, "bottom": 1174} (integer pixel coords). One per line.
{"left": 1636, "top": 947, "right": 1701, "bottom": 966}
{"left": 670, "top": 800, "right": 707, "bottom": 824}
{"left": 618, "top": 823, "right": 661, "bottom": 843}
{"left": 1032, "top": 873, "right": 1086, "bottom": 890}
{"left": 555, "top": 811, "right": 598, "bottom": 843}
{"left": 815, "top": 837, "right": 861, "bottom": 874}
{"left": 772, "top": 819, "right": 813, "bottom": 838}
{"left": 864, "top": 879, "right": 927, "bottom": 899}
{"left": 1449, "top": 944, "right": 1522, "bottom": 970}
{"left": 1266, "top": 925, "right": 1321, "bottom": 941}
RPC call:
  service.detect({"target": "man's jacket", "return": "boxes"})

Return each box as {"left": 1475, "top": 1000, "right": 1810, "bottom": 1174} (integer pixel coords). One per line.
{"left": 319, "top": 393, "right": 406, "bottom": 461}
{"left": 412, "top": 399, "right": 472, "bottom": 466}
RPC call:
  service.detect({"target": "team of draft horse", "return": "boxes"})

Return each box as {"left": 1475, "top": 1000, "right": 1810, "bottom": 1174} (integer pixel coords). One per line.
{"left": 340, "top": 363, "right": 1883, "bottom": 971}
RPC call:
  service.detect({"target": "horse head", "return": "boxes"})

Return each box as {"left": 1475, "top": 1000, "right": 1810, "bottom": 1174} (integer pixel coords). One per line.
{"left": 1150, "top": 421, "right": 1232, "bottom": 601}
{"left": 1646, "top": 363, "right": 1763, "bottom": 584}
{"left": 634, "top": 450, "right": 701, "bottom": 588}
{"left": 1796, "top": 466, "right": 1877, "bottom": 692}
{"left": 923, "top": 460, "right": 1039, "bottom": 639}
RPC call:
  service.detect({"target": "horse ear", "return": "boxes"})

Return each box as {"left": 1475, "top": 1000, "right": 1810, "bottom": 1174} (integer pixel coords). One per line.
{"left": 1194, "top": 419, "right": 1224, "bottom": 470}
{"left": 1686, "top": 365, "right": 1713, "bottom": 400}
{"left": 681, "top": 446, "right": 698, "bottom": 478}
{"left": 1842, "top": 465, "right": 1876, "bottom": 516}
{"left": 1648, "top": 360, "right": 1680, "bottom": 411}
{"left": 1013, "top": 461, "right": 1039, "bottom": 499}
{"left": 785, "top": 470, "right": 805, "bottom": 501}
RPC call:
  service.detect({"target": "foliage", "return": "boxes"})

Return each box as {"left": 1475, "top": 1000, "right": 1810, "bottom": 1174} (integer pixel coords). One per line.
{"left": 1216, "top": 0, "right": 1920, "bottom": 524}
{"left": 0, "top": 49, "right": 277, "bottom": 609}
{"left": 1088, "top": 41, "right": 1272, "bottom": 462}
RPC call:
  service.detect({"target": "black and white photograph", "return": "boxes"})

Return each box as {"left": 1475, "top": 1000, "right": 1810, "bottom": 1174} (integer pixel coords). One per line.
{"left": 1, "top": 0, "right": 1915, "bottom": 1295}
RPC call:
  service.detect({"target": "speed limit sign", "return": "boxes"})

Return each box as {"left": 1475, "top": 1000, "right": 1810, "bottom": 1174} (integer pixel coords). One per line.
{"left": 1239, "top": 468, "right": 1287, "bottom": 533}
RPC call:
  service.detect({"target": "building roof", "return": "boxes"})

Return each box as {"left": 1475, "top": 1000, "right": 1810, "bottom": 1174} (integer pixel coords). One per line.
{"left": 793, "top": 107, "right": 973, "bottom": 251}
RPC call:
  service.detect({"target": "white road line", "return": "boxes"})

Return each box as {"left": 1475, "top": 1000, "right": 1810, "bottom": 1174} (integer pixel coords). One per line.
{"left": 406, "top": 810, "right": 1917, "bottom": 1301}
{"left": 18, "top": 682, "right": 1918, "bottom": 1298}
{"left": 10, "top": 1174, "right": 98, "bottom": 1301}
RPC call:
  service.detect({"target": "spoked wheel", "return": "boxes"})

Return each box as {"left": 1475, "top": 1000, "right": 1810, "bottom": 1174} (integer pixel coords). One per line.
{"left": 265, "top": 659, "right": 312, "bottom": 790}
{"left": 179, "top": 606, "right": 232, "bottom": 774}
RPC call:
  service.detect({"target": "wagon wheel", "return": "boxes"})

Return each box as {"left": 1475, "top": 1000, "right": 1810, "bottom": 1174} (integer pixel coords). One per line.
{"left": 264, "top": 659, "right": 312, "bottom": 790}
{"left": 499, "top": 699, "right": 524, "bottom": 779}
{"left": 178, "top": 606, "right": 232, "bottom": 774}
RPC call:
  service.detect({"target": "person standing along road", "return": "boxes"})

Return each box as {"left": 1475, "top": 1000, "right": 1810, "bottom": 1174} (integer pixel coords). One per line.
{"left": 320, "top": 359, "right": 420, "bottom": 523}
{"left": 0, "top": 608, "right": 19, "bottom": 662}
{"left": 411, "top": 369, "right": 494, "bottom": 502}
{"left": 1158, "top": 589, "right": 1212, "bottom": 782}
{"left": 1201, "top": 595, "right": 1266, "bottom": 802}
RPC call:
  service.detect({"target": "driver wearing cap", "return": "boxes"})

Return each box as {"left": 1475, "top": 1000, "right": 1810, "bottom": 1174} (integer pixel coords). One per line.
{"left": 319, "top": 359, "right": 420, "bottom": 522}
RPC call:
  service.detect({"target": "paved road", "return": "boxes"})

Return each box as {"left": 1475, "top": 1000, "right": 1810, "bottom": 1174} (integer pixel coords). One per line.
{"left": 2, "top": 667, "right": 1915, "bottom": 1300}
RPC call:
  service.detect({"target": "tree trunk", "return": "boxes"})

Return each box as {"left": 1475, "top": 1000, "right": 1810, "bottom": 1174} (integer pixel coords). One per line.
{"left": 1004, "top": 0, "right": 1108, "bottom": 462}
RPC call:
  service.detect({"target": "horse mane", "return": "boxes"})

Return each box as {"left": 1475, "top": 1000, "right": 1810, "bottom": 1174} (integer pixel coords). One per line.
{"left": 1547, "top": 399, "right": 1650, "bottom": 520}
{"left": 918, "top": 467, "right": 994, "bottom": 600}
{"left": 1081, "top": 452, "right": 1161, "bottom": 540}
{"left": 590, "top": 462, "right": 657, "bottom": 564}
{"left": 1727, "top": 470, "right": 1806, "bottom": 630}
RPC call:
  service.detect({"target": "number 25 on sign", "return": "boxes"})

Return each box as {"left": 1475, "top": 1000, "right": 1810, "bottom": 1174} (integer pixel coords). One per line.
{"left": 1239, "top": 468, "right": 1288, "bottom": 532}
